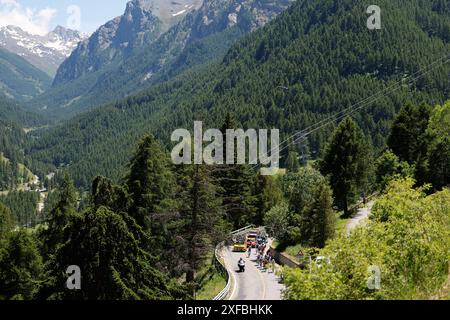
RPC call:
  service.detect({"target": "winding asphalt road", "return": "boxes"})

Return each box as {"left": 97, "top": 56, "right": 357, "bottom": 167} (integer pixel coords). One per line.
{"left": 222, "top": 246, "right": 284, "bottom": 300}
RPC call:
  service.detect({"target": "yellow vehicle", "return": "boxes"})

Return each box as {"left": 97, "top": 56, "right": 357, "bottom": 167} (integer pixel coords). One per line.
{"left": 246, "top": 231, "right": 259, "bottom": 248}
{"left": 233, "top": 242, "right": 247, "bottom": 252}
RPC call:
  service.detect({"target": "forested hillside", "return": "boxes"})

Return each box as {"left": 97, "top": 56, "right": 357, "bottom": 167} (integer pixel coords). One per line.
{"left": 0, "top": 48, "right": 52, "bottom": 101}
{"left": 0, "top": 97, "right": 46, "bottom": 126}
{"left": 28, "top": 0, "right": 450, "bottom": 189}
{"left": 0, "top": 97, "right": 49, "bottom": 189}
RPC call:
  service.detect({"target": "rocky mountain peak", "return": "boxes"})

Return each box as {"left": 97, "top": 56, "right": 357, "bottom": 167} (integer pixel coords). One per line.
{"left": 51, "top": 26, "right": 86, "bottom": 42}
{"left": 0, "top": 25, "right": 87, "bottom": 76}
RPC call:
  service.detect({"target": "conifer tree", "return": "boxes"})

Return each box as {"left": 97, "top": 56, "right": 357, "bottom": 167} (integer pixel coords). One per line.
{"left": 320, "top": 117, "right": 369, "bottom": 215}
{"left": 428, "top": 137, "right": 450, "bottom": 190}
{"left": 41, "top": 172, "right": 78, "bottom": 256}
{"left": 387, "top": 103, "right": 431, "bottom": 164}
{"left": 304, "top": 182, "right": 335, "bottom": 248}
{"left": 39, "top": 205, "right": 186, "bottom": 300}
{"left": 173, "top": 164, "right": 222, "bottom": 295}
{"left": 286, "top": 148, "right": 300, "bottom": 173}
{"left": 125, "top": 135, "right": 175, "bottom": 229}
{"left": 0, "top": 230, "right": 43, "bottom": 300}
{"left": 0, "top": 203, "right": 14, "bottom": 240}
{"left": 215, "top": 113, "right": 257, "bottom": 229}
{"left": 92, "top": 176, "right": 130, "bottom": 213}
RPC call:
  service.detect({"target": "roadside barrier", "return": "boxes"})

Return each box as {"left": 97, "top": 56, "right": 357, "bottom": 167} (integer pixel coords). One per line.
{"left": 212, "top": 226, "right": 267, "bottom": 300}
{"left": 213, "top": 242, "right": 232, "bottom": 300}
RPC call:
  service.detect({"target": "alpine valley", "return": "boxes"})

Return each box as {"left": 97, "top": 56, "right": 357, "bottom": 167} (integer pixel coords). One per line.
{"left": 0, "top": 0, "right": 450, "bottom": 302}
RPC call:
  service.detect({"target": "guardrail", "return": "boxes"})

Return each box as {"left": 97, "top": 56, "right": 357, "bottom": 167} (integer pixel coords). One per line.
{"left": 212, "top": 226, "right": 267, "bottom": 300}
{"left": 213, "top": 241, "right": 232, "bottom": 300}
{"left": 230, "top": 225, "right": 255, "bottom": 236}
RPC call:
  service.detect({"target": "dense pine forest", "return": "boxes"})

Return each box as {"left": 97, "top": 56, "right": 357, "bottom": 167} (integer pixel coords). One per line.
{"left": 0, "top": 97, "right": 45, "bottom": 189}
{"left": 0, "top": 0, "right": 449, "bottom": 302}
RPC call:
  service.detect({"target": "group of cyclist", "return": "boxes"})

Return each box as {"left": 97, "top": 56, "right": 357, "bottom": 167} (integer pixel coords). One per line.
{"left": 242, "top": 238, "right": 276, "bottom": 273}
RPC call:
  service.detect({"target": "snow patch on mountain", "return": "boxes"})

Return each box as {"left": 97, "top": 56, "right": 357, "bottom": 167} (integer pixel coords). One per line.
{"left": 0, "top": 25, "right": 88, "bottom": 76}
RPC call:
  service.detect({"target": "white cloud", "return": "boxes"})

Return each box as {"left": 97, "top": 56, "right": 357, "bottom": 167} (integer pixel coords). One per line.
{"left": 0, "top": 0, "right": 57, "bottom": 35}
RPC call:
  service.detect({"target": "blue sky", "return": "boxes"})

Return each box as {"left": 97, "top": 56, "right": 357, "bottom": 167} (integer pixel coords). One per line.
{"left": 0, "top": 0, "right": 128, "bottom": 35}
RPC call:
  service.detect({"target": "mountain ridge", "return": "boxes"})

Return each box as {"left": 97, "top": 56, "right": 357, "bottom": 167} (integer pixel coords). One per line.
{"left": 0, "top": 25, "right": 87, "bottom": 77}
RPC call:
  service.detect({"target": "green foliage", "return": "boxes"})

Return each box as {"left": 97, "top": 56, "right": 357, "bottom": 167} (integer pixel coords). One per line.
{"left": 91, "top": 176, "right": 130, "bottom": 213}
{"left": 427, "top": 100, "right": 450, "bottom": 139}
{"left": 125, "top": 135, "right": 175, "bottom": 228}
{"left": 40, "top": 189, "right": 61, "bottom": 222}
{"left": 171, "top": 164, "right": 223, "bottom": 290}
{"left": 214, "top": 114, "right": 258, "bottom": 229}
{"left": 266, "top": 167, "right": 335, "bottom": 247}
{"left": 282, "top": 166, "right": 327, "bottom": 214}
{"left": 0, "top": 230, "right": 43, "bottom": 300}
{"left": 0, "top": 191, "right": 40, "bottom": 227}
{"left": 303, "top": 182, "right": 335, "bottom": 248}
{"left": 40, "top": 206, "right": 185, "bottom": 300}
{"left": 0, "top": 203, "right": 14, "bottom": 240}
{"left": 0, "top": 96, "right": 51, "bottom": 191}
{"left": 428, "top": 137, "right": 450, "bottom": 190}
{"left": 426, "top": 101, "right": 450, "bottom": 190}
{"left": 387, "top": 100, "right": 450, "bottom": 190}
{"left": 387, "top": 103, "right": 432, "bottom": 180}
{"left": 283, "top": 179, "right": 450, "bottom": 300}
{"left": 254, "top": 175, "right": 284, "bottom": 225}
{"left": 37, "top": 158, "right": 189, "bottom": 300}
{"left": 286, "top": 149, "right": 300, "bottom": 173}
{"left": 40, "top": 173, "right": 78, "bottom": 256}
{"left": 0, "top": 96, "right": 46, "bottom": 127}
{"left": 375, "top": 150, "right": 412, "bottom": 189}
{"left": 320, "top": 117, "right": 372, "bottom": 215}
{"left": 264, "top": 202, "right": 290, "bottom": 244}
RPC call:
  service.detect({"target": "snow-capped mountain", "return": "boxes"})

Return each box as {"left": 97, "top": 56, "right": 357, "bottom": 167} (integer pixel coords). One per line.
{"left": 0, "top": 25, "right": 88, "bottom": 76}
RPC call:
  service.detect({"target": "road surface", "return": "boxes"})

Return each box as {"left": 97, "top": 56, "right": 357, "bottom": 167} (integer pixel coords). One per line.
{"left": 346, "top": 201, "right": 374, "bottom": 233}
{"left": 222, "top": 246, "right": 284, "bottom": 300}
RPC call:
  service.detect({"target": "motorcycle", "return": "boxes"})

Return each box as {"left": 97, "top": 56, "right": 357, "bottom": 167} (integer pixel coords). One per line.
{"left": 238, "top": 261, "right": 245, "bottom": 273}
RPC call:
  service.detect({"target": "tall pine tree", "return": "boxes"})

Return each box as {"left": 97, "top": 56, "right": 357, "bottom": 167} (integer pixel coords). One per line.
{"left": 387, "top": 103, "right": 431, "bottom": 164}
{"left": 214, "top": 113, "right": 257, "bottom": 229}
{"left": 41, "top": 172, "right": 78, "bottom": 256}
{"left": 0, "top": 203, "right": 14, "bottom": 240}
{"left": 320, "top": 117, "right": 370, "bottom": 215}
{"left": 172, "top": 164, "right": 223, "bottom": 295}
{"left": 303, "top": 182, "right": 335, "bottom": 248}
{"left": 125, "top": 134, "right": 175, "bottom": 247}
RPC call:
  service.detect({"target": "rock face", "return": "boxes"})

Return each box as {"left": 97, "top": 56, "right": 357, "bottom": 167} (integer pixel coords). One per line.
{"left": 142, "top": 0, "right": 204, "bottom": 29}
{"left": 0, "top": 25, "right": 87, "bottom": 76}
{"left": 192, "top": 0, "right": 293, "bottom": 35}
{"left": 53, "top": 0, "right": 202, "bottom": 86}
{"left": 127, "top": 0, "right": 296, "bottom": 83}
